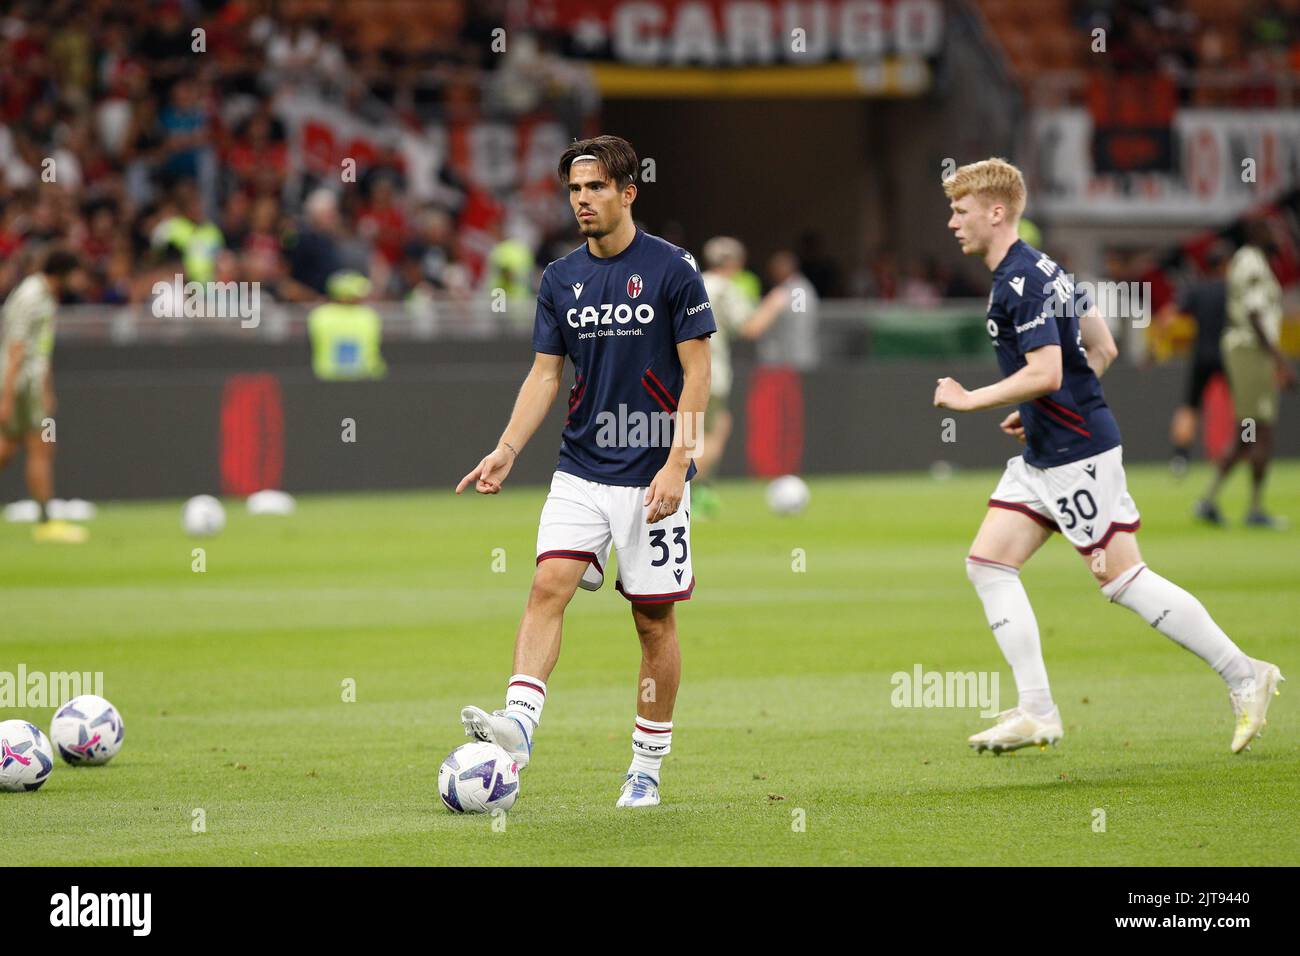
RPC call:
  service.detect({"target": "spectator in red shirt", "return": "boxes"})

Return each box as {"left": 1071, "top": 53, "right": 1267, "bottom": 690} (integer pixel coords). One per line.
{"left": 358, "top": 176, "right": 408, "bottom": 266}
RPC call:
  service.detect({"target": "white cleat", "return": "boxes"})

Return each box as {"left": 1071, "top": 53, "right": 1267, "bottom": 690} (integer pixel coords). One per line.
{"left": 460, "top": 706, "right": 531, "bottom": 770}
{"left": 968, "top": 706, "right": 1064, "bottom": 754}
{"left": 1230, "top": 659, "right": 1284, "bottom": 754}
{"left": 616, "top": 772, "right": 660, "bottom": 807}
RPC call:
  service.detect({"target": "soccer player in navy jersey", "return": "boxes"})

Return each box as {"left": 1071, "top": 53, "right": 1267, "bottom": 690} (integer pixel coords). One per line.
{"left": 455, "top": 136, "right": 715, "bottom": 806}
{"left": 934, "top": 158, "right": 1282, "bottom": 755}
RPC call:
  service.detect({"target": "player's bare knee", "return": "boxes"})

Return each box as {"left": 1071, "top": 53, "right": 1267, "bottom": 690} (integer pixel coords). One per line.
{"left": 528, "top": 563, "right": 580, "bottom": 610}
{"left": 1087, "top": 533, "right": 1142, "bottom": 588}
{"left": 1091, "top": 566, "right": 1118, "bottom": 587}
{"left": 631, "top": 602, "right": 675, "bottom": 645}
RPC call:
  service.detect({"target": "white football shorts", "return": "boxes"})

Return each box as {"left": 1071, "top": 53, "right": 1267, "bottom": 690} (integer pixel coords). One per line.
{"left": 988, "top": 445, "right": 1141, "bottom": 553}
{"left": 536, "top": 470, "right": 695, "bottom": 603}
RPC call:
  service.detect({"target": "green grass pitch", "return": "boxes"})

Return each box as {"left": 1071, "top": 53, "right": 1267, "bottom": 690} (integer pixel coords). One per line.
{"left": 2, "top": 462, "right": 1297, "bottom": 866}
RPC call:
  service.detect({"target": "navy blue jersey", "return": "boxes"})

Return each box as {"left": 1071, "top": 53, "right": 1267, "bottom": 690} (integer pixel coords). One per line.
{"left": 987, "top": 240, "right": 1122, "bottom": 467}
{"left": 533, "top": 229, "right": 716, "bottom": 486}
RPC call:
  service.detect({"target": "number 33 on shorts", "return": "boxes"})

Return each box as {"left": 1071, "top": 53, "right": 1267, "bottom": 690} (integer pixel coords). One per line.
{"left": 536, "top": 471, "right": 696, "bottom": 603}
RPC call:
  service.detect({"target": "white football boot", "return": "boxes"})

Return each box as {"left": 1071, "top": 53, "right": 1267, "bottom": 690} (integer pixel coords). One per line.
{"left": 460, "top": 706, "right": 531, "bottom": 770}
{"left": 968, "top": 706, "right": 1064, "bottom": 754}
{"left": 616, "top": 772, "right": 660, "bottom": 808}
{"left": 1229, "top": 658, "right": 1284, "bottom": 754}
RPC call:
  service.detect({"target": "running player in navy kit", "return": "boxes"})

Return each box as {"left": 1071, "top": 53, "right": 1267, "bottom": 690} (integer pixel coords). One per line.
{"left": 934, "top": 158, "right": 1282, "bottom": 755}
{"left": 456, "top": 136, "right": 715, "bottom": 806}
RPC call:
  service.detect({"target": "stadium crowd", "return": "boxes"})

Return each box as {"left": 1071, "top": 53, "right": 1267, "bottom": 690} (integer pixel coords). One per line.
{"left": 1073, "top": 0, "right": 1300, "bottom": 103}
{"left": 1, "top": 0, "right": 1012, "bottom": 317}
{"left": 0, "top": 0, "right": 597, "bottom": 312}
{"left": 6, "top": 0, "right": 1296, "bottom": 315}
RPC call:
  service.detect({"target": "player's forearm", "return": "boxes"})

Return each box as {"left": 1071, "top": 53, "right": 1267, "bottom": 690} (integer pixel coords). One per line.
{"left": 967, "top": 363, "right": 1060, "bottom": 410}
{"left": 498, "top": 367, "right": 560, "bottom": 454}
{"left": 1079, "top": 310, "right": 1118, "bottom": 378}
{"left": 667, "top": 363, "right": 710, "bottom": 472}
{"left": 1085, "top": 346, "right": 1114, "bottom": 379}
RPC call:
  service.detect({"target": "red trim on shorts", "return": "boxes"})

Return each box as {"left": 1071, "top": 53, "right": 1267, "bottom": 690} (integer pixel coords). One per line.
{"left": 509, "top": 680, "right": 546, "bottom": 697}
{"left": 987, "top": 498, "right": 1060, "bottom": 532}
{"left": 537, "top": 549, "right": 603, "bottom": 574}
{"left": 615, "top": 576, "right": 695, "bottom": 604}
{"left": 1073, "top": 519, "right": 1141, "bottom": 554}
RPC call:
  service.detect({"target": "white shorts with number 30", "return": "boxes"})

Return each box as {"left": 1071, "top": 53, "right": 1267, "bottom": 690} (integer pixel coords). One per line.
{"left": 536, "top": 470, "right": 695, "bottom": 604}
{"left": 988, "top": 445, "right": 1141, "bottom": 553}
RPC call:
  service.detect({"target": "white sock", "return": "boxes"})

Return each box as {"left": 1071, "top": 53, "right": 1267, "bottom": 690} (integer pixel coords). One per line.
{"left": 504, "top": 674, "right": 545, "bottom": 741}
{"left": 966, "top": 556, "right": 1055, "bottom": 716}
{"left": 629, "top": 716, "right": 672, "bottom": 782}
{"left": 1102, "top": 564, "right": 1253, "bottom": 688}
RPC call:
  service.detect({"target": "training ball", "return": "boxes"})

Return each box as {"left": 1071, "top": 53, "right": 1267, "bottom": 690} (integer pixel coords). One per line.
{"left": 182, "top": 495, "right": 225, "bottom": 536}
{"left": 766, "top": 475, "right": 810, "bottom": 516}
{"left": 439, "top": 742, "right": 519, "bottom": 814}
{"left": 4, "top": 499, "right": 40, "bottom": 523}
{"left": 50, "top": 695, "right": 125, "bottom": 766}
{"left": 0, "top": 720, "right": 55, "bottom": 792}
{"left": 246, "top": 489, "right": 296, "bottom": 516}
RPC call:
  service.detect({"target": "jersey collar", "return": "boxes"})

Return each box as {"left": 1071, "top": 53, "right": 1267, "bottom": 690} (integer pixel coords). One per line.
{"left": 992, "top": 238, "right": 1027, "bottom": 279}
{"left": 583, "top": 226, "right": 643, "bottom": 266}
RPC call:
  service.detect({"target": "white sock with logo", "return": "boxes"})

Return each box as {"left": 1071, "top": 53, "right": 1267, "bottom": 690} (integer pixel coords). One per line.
{"left": 629, "top": 716, "right": 672, "bottom": 782}
{"left": 1101, "top": 564, "right": 1253, "bottom": 689}
{"left": 966, "top": 557, "right": 1055, "bottom": 716}
{"left": 504, "top": 674, "right": 545, "bottom": 742}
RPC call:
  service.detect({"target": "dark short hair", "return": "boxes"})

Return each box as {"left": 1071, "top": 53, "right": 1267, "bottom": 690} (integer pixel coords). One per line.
{"left": 557, "top": 135, "right": 638, "bottom": 190}
{"left": 42, "top": 247, "right": 80, "bottom": 278}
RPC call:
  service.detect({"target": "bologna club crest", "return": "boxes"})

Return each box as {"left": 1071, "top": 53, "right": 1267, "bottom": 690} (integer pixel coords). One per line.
{"left": 627, "top": 274, "right": 643, "bottom": 298}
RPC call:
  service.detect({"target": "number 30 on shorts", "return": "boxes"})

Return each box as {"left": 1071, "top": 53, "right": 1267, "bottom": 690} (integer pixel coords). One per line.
{"left": 1054, "top": 489, "right": 1098, "bottom": 530}
{"left": 649, "top": 526, "right": 688, "bottom": 566}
